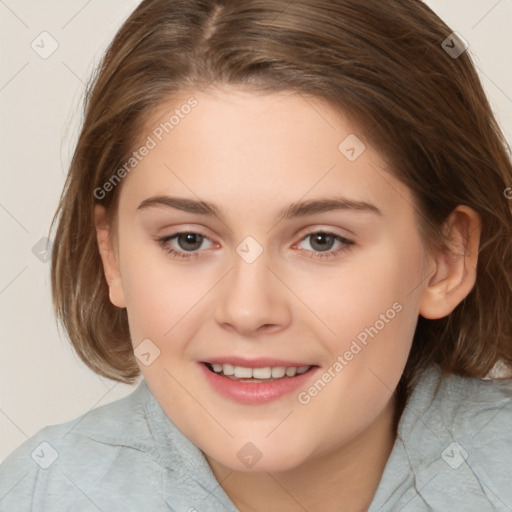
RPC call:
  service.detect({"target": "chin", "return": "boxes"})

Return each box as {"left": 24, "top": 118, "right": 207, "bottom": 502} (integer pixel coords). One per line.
{"left": 204, "top": 440, "right": 313, "bottom": 474}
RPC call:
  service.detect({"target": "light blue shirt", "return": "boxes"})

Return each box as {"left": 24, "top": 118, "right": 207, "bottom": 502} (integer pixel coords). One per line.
{"left": 1, "top": 365, "right": 511, "bottom": 511}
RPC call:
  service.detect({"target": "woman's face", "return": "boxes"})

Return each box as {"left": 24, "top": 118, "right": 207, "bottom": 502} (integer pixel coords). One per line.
{"left": 97, "top": 87, "right": 433, "bottom": 472}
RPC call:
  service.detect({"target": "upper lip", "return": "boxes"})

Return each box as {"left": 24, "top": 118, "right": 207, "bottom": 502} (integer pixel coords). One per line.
{"left": 201, "top": 357, "right": 316, "bottom": 368}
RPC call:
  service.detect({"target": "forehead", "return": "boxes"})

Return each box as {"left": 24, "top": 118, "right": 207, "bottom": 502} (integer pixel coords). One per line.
{"left": 141, "top": 87, "right": 361, "bottom": 161}
{"left": 119, "top": 88, "right": 414, "bottom": 220}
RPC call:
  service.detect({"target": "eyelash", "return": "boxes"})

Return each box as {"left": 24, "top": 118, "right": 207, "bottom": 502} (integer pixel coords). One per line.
{"left": 156, "top": 231, "right": 355, "bottom": 261}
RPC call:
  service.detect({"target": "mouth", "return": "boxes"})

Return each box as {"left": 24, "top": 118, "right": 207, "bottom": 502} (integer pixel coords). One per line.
{"left": 203, "top": 362, "right": 315, "bottom": 382}
{"left": 199, "top": 359, "right": 319, "bottom": 404}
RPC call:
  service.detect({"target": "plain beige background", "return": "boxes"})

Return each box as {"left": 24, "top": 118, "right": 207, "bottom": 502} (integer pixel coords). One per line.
{"left": 1, "top": 0, "right": 511, "bottom": 463}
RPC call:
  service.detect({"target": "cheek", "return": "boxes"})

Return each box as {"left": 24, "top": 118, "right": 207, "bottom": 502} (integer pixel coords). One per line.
{"left": 119, "top": 241, "right": 220, "bottom": 360}
{"left": 315, "top": 240, "right": 421, "bottom": 343}
{"left": 305, "top": 236, "right": 423, "bottom": 406}
{"left": 117, "top": 238, "right": 188, "bottom": 343}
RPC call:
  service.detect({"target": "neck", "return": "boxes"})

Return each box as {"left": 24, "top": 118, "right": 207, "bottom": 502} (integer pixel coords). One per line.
{"left": 206, "top": 397, "right": 397, "bottom": 512}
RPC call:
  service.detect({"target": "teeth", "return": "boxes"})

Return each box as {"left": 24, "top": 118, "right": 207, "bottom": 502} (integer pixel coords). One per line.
{"left": 222, "top": 363, "right": 235, "bottom": 376}
{"left": 285, "top": 367, "right": 297, "bottom": 377}
{"left": 271, "top": 366, "right": 286, "bottom": 378}
{"left": 209, "top": 363, "right": 312, "bottom": 379}
{"left": 233, "top": 366, "right": 253, "bottom": 378}
{"left": 252, "top": 367, "right": 272, "bottom": 379}
{"left": 297, "top": 365, "right": 310, "bottom": 375}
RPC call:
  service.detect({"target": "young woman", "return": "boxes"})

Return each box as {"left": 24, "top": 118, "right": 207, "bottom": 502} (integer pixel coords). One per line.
{"left": 1, "top": 1, "right": 511, "bottom": 510}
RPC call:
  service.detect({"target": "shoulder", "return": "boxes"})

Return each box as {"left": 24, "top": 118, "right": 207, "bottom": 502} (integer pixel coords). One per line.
{"left": 398, "top": 364, "right": 512, "bottom": 434}
{"left": 404, "top": 365, "right": 512, "bottom": 444}
{"left": 395, "top": 365, "right": 512, "bottom": 510}
{"left": 0, "top": 380, "right": 169, "bottom": 512}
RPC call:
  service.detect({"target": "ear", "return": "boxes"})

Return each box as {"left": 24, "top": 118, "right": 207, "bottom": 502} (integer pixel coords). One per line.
{"left": 94, "top": 204, "right": 126, "bottom": 308}
{"left": 419, "top": 205, "right": 481, "bottom": 319}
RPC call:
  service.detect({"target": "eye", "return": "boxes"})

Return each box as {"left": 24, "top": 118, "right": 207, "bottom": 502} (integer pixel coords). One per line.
{"left": 156, "top": 230, "right": 354, "bottom": 261}
{"left": 156, "top": 232, "right": 215, "bottom": 260}
{"left": 294, "top": 231, "right": 354, "bottom": 260}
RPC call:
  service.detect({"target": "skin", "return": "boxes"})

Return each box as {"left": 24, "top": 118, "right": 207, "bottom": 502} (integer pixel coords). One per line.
{"left": 95, "top": 86, "right": 481, "bottom": 511}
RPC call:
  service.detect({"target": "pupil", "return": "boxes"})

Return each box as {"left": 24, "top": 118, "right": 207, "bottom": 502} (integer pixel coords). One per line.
{"left": 178, "top": 233, "right": 202, "bottom": 251}
{"left": 311, "top": 233, "right": 333, "bottom": 252}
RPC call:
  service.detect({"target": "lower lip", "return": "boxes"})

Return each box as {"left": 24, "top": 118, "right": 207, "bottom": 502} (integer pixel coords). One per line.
{"left": 199, "top": 363, "right": 319, "bottom": 404}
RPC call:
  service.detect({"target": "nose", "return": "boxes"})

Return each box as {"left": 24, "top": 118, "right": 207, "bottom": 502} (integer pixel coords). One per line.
{"left": 214, "top": 247, "right": 291, "bottom": 337}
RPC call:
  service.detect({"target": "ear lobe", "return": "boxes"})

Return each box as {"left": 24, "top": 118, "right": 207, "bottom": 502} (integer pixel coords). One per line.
{"left": 419, "top": 205, "right": 481, "bottom": 320}
{"left": 94, "top": 204, "right": 126, "bottom": 308}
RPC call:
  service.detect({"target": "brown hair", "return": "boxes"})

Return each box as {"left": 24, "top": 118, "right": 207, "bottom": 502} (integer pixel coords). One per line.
{"left": 50, "top": 0, "right": 512, "bottom": 427}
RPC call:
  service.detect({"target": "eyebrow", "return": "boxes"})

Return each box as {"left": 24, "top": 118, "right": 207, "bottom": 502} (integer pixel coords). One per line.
{"left": 137, "top": 195, "right": 382, "bottom": 220}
